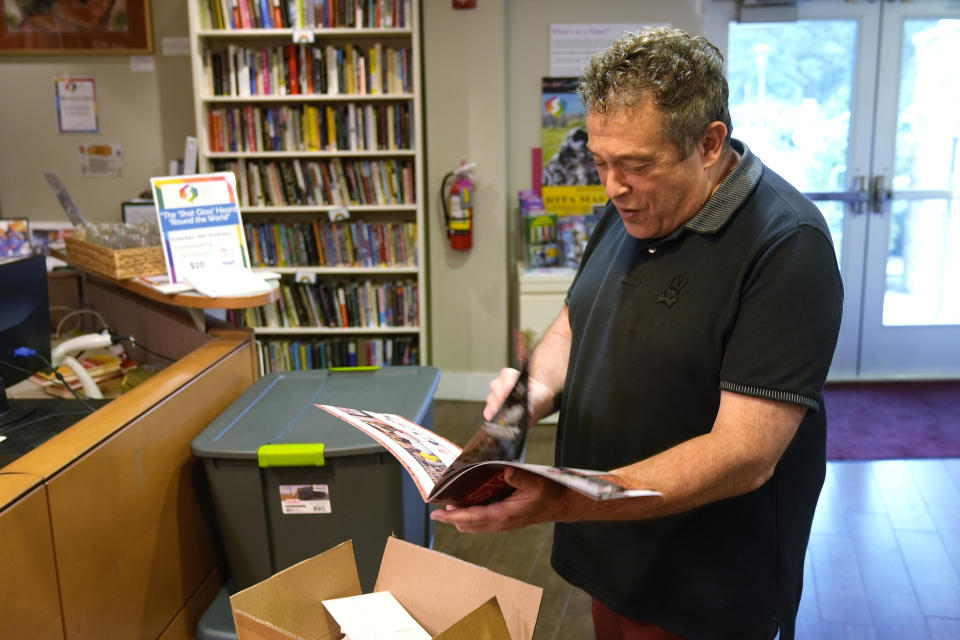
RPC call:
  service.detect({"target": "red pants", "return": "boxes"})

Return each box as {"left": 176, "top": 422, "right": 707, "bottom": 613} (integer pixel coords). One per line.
{"left": 591, "top": 599, "right": 689, "bottom": 640}
{"left": 591, "top": 599, "right": 779, "bottom": 640}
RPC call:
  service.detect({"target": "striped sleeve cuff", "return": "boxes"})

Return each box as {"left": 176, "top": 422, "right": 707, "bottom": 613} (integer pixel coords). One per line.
{"left": 719, "top": 380, "right": 820, "bottom": 412}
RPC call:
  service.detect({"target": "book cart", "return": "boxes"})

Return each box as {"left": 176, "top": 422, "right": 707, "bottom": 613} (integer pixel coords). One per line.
{"left": 186, "top": 0, "right": 427, "bottom": 374}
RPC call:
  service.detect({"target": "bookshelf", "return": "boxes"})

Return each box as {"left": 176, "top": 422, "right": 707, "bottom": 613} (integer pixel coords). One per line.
{"left": 186, "top": 0, "right": 426, "bottom": 373}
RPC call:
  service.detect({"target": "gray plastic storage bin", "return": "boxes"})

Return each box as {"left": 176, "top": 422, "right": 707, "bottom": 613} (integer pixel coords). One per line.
{"left": 191, "top": 366, "right": 440, "bottom": 595}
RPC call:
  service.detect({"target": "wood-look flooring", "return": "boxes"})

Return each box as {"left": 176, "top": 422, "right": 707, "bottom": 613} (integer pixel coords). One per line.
{"left": 430, "top": 400, "right": 960, "bottom": 640}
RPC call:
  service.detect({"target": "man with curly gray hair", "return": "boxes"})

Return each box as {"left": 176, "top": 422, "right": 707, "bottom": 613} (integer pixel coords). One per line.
{"left": 434, "top": 27, "right": 842, "bottom": 640}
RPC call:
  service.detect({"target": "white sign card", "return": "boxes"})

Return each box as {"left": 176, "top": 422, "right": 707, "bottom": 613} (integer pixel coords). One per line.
{"left": 549, "top": 23, "right": 660, "bottom": 77}
{"left": 78, "top": 143, "right": 123, "bottom": 177}
{"left": 149, "top": 172, "right": 252, "bottom": 286}
{"left": 54, "top": 77, "right": 100, "bottom": 134}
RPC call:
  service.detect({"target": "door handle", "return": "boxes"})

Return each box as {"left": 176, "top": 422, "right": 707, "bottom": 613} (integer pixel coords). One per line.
{"left": 852, "top": 175, "right": 868, "bottom": 214}
{"left": 871, "top": 174, "right": 891, "bottom": 213}
{"left": 804, "top": 175, "right": 870, "bottom": 212}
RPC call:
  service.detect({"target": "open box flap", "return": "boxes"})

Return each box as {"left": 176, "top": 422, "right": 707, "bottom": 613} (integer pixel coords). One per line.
{"left": 375, "top": 537, "right": 543, "bottom": 640}
{"left": 434, "top": 597, "right": 513, "bottom": 640}
{"left": 233, "top": 611, "right": 316, "bottom": 640}
{"left": 230, "top": 540, "right": 362, "bottom": 640}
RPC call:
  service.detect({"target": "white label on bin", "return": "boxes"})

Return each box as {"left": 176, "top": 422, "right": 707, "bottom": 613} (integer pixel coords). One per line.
{"left": 279, "top": 484, "right": 332, "bottom": 514}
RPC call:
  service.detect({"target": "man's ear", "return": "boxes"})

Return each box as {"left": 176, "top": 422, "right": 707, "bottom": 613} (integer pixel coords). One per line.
{"left": 700, "top": 121, "right": 728, "bottom": 167}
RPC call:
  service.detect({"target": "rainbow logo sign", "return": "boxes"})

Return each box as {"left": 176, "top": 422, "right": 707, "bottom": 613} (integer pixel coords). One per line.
{"left": 178, "top": 184, "right": 199, "bottom": 203}
{"left": 544, "top": 96, "right": 565, "bottom": 118}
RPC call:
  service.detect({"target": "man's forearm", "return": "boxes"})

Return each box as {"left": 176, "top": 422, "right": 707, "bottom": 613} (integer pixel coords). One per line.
{"left": 552, "top": 392, "right": 807, "bottom": 523}
{"left": 527, "top": 307, "right": 572, "bottom": 421}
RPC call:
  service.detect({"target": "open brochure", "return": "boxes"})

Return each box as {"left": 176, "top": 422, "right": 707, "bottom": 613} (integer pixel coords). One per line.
{"left": 317, "top": 368, "right": 660, "bottom": 507}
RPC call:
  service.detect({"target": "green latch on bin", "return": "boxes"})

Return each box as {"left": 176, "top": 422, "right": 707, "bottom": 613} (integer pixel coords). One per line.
{"left": 257, "top": 443, "right": 326, "bottom": 467}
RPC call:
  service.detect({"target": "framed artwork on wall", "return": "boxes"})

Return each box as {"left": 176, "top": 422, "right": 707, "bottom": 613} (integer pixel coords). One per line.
{"left": 0, "top": 1, "right": 152, "bottom": 54}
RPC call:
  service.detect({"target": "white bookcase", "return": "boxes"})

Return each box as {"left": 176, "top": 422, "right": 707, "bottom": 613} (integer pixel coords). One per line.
{"left": 186, "top": 0, "right": 427, "bottom": 372}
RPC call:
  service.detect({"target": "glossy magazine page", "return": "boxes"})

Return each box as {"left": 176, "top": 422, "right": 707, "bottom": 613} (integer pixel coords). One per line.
{"left": 316, "top": 405, "right": 461, "bottom": 501}
{"left": 318, "top": 402, "right": 660, "bottom": 507}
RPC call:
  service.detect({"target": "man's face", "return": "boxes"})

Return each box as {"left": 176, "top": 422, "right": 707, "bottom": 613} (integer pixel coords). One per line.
{"left": 587, "top": 102, "right": 713, "bottom": 239}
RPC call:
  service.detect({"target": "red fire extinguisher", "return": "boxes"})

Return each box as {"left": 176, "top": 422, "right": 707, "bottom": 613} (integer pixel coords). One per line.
{"left": 441, "top": 161, "right": 476, "bottom": 251}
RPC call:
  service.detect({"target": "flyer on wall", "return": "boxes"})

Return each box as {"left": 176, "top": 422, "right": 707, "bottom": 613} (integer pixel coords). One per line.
{"left": 149, "top": 172, "right": 270, "bottom": 297}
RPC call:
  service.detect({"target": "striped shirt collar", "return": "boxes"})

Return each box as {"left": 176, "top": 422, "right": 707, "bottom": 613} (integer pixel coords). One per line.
{"left": 683, "top": 139, "right": 762, "bottom": 234}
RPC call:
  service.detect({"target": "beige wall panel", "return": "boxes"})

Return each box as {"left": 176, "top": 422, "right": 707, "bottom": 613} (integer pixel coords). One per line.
{"left": 150, "top": 2, "right": 197, "bottom": 168}
{"left": 0, "top": 2, "right": 191, "bottom": 224}
{"left": 0, "top": 481, "right": 64, "bottom": 640}
{"left": 0, "top": 54, "right": 165, "bottom": 222}
{"left": 47, "top": 345, "right": 254, "bottom": 639}
{"left": 423, "top": 0, "right": 509, "bottom": 380}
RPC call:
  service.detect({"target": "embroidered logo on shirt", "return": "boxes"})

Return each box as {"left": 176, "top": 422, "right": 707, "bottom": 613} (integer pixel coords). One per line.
{"left": 656, "top": 275, "right": 688, "bottom": 308}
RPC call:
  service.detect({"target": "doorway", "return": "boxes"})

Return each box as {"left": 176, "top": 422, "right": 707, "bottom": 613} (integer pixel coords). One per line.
{"left": 711, "top": 0, "right": 960, "bottom": 379}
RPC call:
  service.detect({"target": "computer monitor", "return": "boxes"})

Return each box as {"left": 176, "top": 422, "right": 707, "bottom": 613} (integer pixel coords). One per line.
{"left": 0, "top": 255, "right": 51, "bottom": 392}
{"left": 0, "top": 256, "right": 109, "bottom": 463}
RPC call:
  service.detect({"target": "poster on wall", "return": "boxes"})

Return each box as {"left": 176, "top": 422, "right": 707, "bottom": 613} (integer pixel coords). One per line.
{"left": 55, "top": 77, "right": 99, "bottom": 133}
{"left": 540, "top": 77, "right": 606, "bottom": 216}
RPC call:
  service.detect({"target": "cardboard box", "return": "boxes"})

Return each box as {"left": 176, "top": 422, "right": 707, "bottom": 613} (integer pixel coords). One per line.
{"left": 230, "top": 537, "right": 543, "bottom": 640}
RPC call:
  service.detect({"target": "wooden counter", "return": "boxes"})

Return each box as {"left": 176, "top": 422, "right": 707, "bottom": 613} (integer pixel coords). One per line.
{"left": 49, "top": 247, "right": 280, "bottom": 331}
{"left": 0, "top": 270, "right": 260, "bottom": 640}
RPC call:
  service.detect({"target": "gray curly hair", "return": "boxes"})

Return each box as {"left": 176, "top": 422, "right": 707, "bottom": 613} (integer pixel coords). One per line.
{"left": 578, "top": 26, "right": 732, "bottom": 157}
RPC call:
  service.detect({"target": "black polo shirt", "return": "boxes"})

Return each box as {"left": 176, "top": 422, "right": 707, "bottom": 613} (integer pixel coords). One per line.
{"left": 551, "top": 140, "right": 843, "bottom": 640}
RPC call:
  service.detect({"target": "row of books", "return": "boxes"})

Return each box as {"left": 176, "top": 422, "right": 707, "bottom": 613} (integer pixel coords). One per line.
{"left": 205, "top": 43, "right": 411, "bottom": 97}
{"left": 214, "top": 158, "right": 414, "bottom": 207}
{"left": 245, "top": 220, "right": 416, "bottom": 267}
{"left": 207, "top": 101, "right": 413, "bottom": 152}
{"left": 204, "top": 0, "right": 413, "bottom": 30}
{"left": 256, "top": 334, "right": 419, "bottom": 374}
{"left": 229, "top": 279, "right": 419, "bottom": 329}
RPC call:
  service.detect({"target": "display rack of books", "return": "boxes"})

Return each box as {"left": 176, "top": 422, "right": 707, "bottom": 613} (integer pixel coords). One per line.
{"left": 186, "top": 0, "right": 425, "bottom": 373}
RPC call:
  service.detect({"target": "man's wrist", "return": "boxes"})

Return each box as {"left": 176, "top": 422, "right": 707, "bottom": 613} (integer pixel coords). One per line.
{"left": 528, "top": 378, "right": 561, "bottom": 422}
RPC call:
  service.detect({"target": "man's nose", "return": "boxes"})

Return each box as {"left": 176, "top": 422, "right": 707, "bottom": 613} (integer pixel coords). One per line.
{"left": 604, "top": 168, "right": 629, "bottom": 199}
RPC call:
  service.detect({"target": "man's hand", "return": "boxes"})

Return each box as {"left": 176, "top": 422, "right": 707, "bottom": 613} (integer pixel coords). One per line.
{"left": 482, "top": 367, "right": 521, "bottom": 421}
{"left": 483, "top": 367, "right": 557, "bottom": 425}
{"left": 429, "top": 467, "right": 576, "bottom": 532}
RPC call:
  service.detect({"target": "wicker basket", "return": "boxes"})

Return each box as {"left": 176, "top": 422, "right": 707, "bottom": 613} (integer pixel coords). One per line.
{"left": 64, "top": 236, "right": 166, "bottom": 280}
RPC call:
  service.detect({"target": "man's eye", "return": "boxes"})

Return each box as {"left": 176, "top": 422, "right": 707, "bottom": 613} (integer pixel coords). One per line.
{"left": 624, "top": 164, "right": 649, "bottom": 174}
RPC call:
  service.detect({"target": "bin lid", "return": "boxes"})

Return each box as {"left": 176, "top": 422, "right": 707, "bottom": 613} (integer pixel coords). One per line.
{"left": 191, "top": 367, "right": 441, "bottom": 461}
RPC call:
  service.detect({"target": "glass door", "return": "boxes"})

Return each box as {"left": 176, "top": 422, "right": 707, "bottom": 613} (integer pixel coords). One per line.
{"left": 712, "top": 0, "right": 960, "bottom": 379}
{"left": 860, "top": 3, "right": 960, "bottom": 376}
